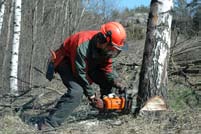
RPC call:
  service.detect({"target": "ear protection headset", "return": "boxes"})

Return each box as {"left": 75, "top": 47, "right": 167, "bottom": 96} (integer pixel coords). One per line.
{"left": 105, "top": 31, "right": 113, "bottom": 45}
{"left": 97, "top": 31, "right": 113, "bottom": 45}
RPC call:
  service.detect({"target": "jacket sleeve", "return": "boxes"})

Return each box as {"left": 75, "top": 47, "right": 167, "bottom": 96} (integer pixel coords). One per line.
{"left": 100, "top": 58, "right": 118, "bottom": 86}
{"left": 74, "top": 45, "right": 94, "bottom": 97}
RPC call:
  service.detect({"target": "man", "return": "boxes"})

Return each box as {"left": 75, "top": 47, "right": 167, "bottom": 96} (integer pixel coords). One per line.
{"left": 37, "top": 21, "right": 127, "bottom": 130}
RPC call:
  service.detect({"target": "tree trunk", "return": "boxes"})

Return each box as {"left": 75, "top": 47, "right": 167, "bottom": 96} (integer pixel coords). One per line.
{"left": 136, "top": 0, "right": 173, "bottom": 113}
{"left": 10, "top": 0, "right": 21, "bottom": 95}
{"left": 0, "top": 0, "right": 5, "bottom": 35}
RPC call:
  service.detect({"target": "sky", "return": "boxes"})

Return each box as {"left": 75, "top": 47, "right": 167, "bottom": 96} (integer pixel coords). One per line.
{"left": 118, "top": 0, "right": 193, "bottom": 9}
{"left": 118, "top": 0, "right": 151, "bottom": 9}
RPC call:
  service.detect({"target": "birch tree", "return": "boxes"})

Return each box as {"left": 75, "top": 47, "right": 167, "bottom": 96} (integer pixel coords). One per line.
{"left": 136, "top": 0, "right": 173, "bottom": 113}
{"left": 0, "top": 0, "right": 5, "bottom": 35}
{"left": 10, "top": 0, "right": 21, "bottom": 95}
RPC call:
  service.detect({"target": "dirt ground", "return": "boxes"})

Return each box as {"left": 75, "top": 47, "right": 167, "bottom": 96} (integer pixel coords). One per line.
{"left": 0, "top": 97, "right": 200, "bottom": 134}
{"left": 0, "top": 39, "right": 201, "bottom": 134}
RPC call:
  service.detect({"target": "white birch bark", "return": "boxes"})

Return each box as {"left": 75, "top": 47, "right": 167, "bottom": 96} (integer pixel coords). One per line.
{"left": 0, "top": 0, "right": 5, "bottom": 35}
{"left": 153, "top": 0, "right": 173, "bottom": 89}
{"left": 136, "top": 0, "right": 173, "bottom": 112}
{"left": 10, "top": 0, "right": 21, "bottom": 95}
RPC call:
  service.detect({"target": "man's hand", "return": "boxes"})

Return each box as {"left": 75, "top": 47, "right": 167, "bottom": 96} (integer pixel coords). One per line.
{"left": 89, "top": 96, "right": 104, "bottom": 109}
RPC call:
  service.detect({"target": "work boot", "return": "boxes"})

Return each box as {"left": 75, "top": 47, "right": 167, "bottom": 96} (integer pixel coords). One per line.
{"left": 35, "top": 117, "right": 45, "bottom": 130}
{"left": 29, "top": 116, "right": 54, "bottom": 131}
{"left": 37, "top": 117, "right": 56, "bottom": 131}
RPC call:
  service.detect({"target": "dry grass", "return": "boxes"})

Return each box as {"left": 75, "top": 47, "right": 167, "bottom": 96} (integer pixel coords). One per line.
{"left": 0, "top": 107, "right": 200, "bottom": 134}
{"left": 0, "top": 115, "right": 35, "bottom": 134}
{"left": 1, "top": 37, "right": 201, "bottom": 134}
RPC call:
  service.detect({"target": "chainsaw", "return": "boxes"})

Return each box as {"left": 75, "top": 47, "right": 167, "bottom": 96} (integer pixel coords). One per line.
{"left": 101, "top": 92, "right": 133, "bottom": 114}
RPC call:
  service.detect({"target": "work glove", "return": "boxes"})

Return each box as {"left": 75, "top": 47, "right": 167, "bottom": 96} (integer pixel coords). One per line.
{"left": 46, "top": 60, "right": 54, "bottom": 81}
{"left": 89, "top": 96, "right": 104, "bottom": 110}
{"left": 113, "top": 79, "right": 127, "bottom": 94}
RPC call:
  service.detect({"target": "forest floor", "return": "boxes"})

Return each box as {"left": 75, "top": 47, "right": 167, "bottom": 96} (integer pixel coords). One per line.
{"left": 0, "top": 39, "right": 201, "bottom": 134}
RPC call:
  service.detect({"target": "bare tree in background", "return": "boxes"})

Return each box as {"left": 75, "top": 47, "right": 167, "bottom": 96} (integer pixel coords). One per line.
{"left": 0, "top": 0, "right": 5, "bottom": 35}
{"left": 83, "top": 0, "right": 120, "bottom": 28}
{"left": 136, "top": 0, "right": 173, "bottom": 113}
{"left": 10, "top": 0, "right": 21, "bottom": 96}
{"left": 64, "top": 0, "right": 87, "bottom": 35}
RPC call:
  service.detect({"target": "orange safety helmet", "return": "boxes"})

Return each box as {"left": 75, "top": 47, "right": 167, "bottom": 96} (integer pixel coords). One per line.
{"left": 100, "top": 22, "right": 127, "bottom": 50}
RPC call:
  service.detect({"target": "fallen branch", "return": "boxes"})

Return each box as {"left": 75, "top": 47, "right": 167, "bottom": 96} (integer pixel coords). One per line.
{"left": 33, "top": 67, "right": 61, "bottom": 81}
{"left": 0, "top": 104, "right": 12, "bottom": 108}
{"left": 10, "top": 76, "right": 63, "bottom": 96}
{"left": 119, "top": 62, "right": 140, "bottom": 67}
{"left": 173, "top": 43, "right": 201, "bottom": 57}
{"left": 45, "top": 87, "right": 63, "bottom": 95}
{"left": 173, "top": 59, "right": 201, "bottom": 66}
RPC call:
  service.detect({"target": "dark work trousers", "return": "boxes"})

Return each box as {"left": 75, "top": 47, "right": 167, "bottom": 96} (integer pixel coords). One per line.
{"left": 45, "top": 59, "right": 113, "bottom": 127}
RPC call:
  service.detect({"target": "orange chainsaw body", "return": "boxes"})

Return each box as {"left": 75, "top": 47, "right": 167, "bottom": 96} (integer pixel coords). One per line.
{"left": 103, "top": 95, "right": 126, "bottom": 110}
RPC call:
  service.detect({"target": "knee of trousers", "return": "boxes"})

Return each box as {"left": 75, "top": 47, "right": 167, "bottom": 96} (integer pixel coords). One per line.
{"left": 68, "top": 81, "right": 83, "bottom": 98}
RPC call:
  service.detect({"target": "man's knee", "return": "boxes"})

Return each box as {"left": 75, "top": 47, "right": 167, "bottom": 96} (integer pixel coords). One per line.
{"left": 69, "top": 81, "right": 83, "bottom": 98}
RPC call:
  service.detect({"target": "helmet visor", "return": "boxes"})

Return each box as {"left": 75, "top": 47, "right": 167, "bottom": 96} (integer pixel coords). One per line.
{"left": 112, "top": 42, "right": 128, "bottom": 51}
{"left": 102, "top": 43, "right": 122, "bottom": 58}
{"left": 105, "top": 49, "right": 121, "bottom": 58}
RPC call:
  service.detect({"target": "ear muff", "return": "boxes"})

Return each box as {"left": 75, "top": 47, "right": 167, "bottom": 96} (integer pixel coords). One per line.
{"left": 96, "top": 31, "right": 113, "bottom": 45}
{"left": 105, "top": 31, "right": 112, "bottom": 45}
{"left": 105, "top": 31, "right": 112, "bottom": 37}
{"left": 96, "top": 32, "right": 107, "bottom": 44}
